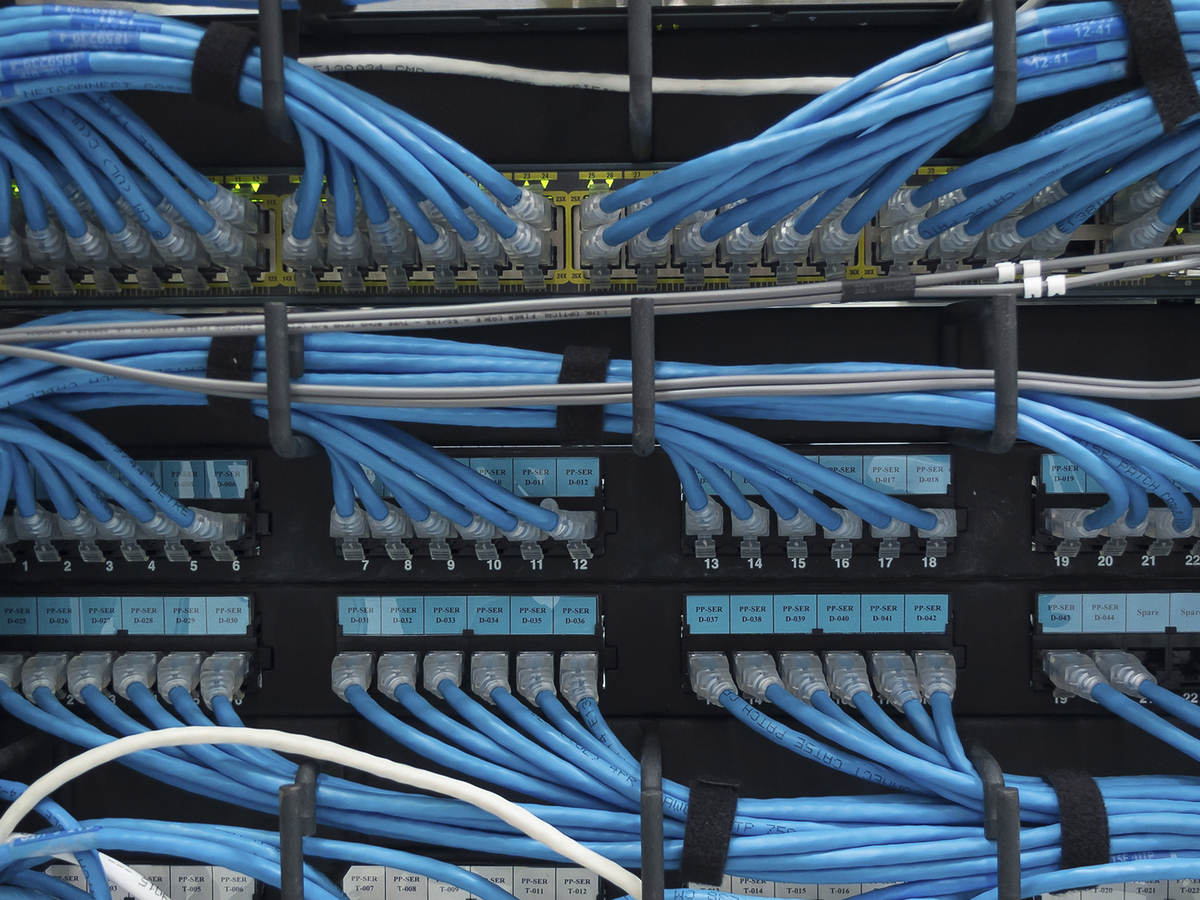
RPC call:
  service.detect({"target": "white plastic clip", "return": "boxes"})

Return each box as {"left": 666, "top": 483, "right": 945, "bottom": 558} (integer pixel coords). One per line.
{"left": 995, "top": 261, "right": 1017, "bottom": 283}
{"left": 1045, "top": 273, "right": 1068, "bottom": 297}
{"left": 1021, "top": 259, "right": 1042, "bottom": 280}
{"left": 1023, "top": 275, "right": 1044, "bottom": 299}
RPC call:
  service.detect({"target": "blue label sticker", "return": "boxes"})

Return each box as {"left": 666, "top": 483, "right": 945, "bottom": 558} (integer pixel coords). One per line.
{"left": 731, "top": 595, "right": 773, "bottom": 634}
{"left": 772, "top": 595, "right": 816, "bottom": 634}
{"left": 861, "top": 595, "right": 904, "bottom": 633}
{"left": 338, "top": 596, "right": 382, "bottom": 636}
{"left": 904, "top": 594, "right": 950, "bottom": 633}
{"left": 1171, "top": 593, "right": 1200, "bottom": 632}
{"left": 166, "top": 597, "right": 207, "bottom": 635}
{"left": 1082, "top": 594, "right": 1126, "bottom": 633}
{"left": 1126, "top": 593, "right": 1170, "bottom": 633}
{"left": 381, "top": 597, "right": 424, "bottom": 635}
{"left": 468, "top": 458, "right": 515, "bottom": 493}
{"left": 469, "top": 596, "right": 511, "bottom": 635}
{"left": 686, "top": 595, "right": 731, "bottom": 634}
{"left": 36, "top": 597, "right": 79, "bottom": 635}
{"left": 206, "top": 597, "right": 251, "bottom": 635}
{"left": 818, "top": 594, "right": 861, "bottom": 633}
{"left": 161, "top": 460, "right": 206, "bottom": 499}
{"left": 1038, "top": 593, "right": 1083, "bottom": 632}
{"left": 511, "top": 596, "right": 555, "bottom": 635}
{"left": 205, "top": 460, "right": 250, "bottom": 499}
{"left": 906, "top": 455, "right": 952, "bottom": 494}
{"left": 81, "top": 597, "right": 121, "bottom": 635}
{"left": 515, "top": 459, "right": 556, "bottom": 497}
{"left": 818, "top": 456, "right": 864, "bottom": 485}
{"left": 121, "top": 597, "right": 164, "bottom": 635}
{"left": 425, "top": 597, "right": 468, "bottom": 635}
{"left": 554, "top": 596, "right": 596, "bottom": 635}
{"left": 1041, "top": 455, "right": 1088, "bottom": 493}
{"left": 862, "top": 456, "right": 907, "bottom": 494}
{"left": 556, "top": 458, "right": 600, "bottom": 497}
{"left": 0, "top": 598, "right": 37, "bottom": 635}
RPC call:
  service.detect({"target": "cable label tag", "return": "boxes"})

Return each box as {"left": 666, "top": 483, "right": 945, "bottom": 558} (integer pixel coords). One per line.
{"left": 0, "top": 52, "right": 90, "bottom": 81}
{"left": 50, "top": 30, "right": 144, "bottom": 50}
{"left": 1043, "top": 17, "right": 1125, "bottom": 47}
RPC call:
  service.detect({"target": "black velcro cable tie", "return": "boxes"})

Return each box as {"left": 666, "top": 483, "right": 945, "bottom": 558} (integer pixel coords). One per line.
{"left": 556, "top": 345, "right": 610, "bottom": 446}
{"left": 1043, "top": 768, "right": 1110, "bottom": 870}
{"left": 192, "top": 22, "right": 258, "bottom": 109}
{"left": 205, "top": 334, "right": 258, "bottom": 418}
{"left": 680, "top": 777, "right": 739, "bottom": 887}
{"left": 840, "top": 274, "right": 917, "bottom": 303}
{"left": 1114, "top": 0, "right": 1200, "bottom": 132}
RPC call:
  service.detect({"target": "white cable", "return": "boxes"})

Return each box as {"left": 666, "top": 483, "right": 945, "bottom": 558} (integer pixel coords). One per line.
{"left": 301, "top": 53, "right": 848, "bottom": 96}
{"left": 0, "top": 727, "right": 644, "bottom": 900}
{"left": 16, "top": 834, "right": 171, "bottom": 900}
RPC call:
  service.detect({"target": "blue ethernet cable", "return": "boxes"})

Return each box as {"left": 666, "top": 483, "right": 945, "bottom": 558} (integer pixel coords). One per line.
{"left": 851, "top": 692, "right": 949, "bottom": 768}
{"left": 0, "top": 782, "right": 109, "bottom": 900}
{"left": 326, "top": 143, "right": 358, "bottom": 239}
{"left": 928, "top": 693, "right": 976, "bottom": 777}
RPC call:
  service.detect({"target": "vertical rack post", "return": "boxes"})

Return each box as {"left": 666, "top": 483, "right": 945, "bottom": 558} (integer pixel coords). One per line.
{"left": 627, "top": 0, "right": 654, "bottom": 161}
{"left": 258, "top": 0, "right": 297, "bottom": 144}
{"left": 640, "top": 727, "right": 665, "bottom": 900}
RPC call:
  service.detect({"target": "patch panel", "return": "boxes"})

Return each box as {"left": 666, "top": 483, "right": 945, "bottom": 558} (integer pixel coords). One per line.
{"left": 5, "top": 169, "right": 1199, "bottom": 303}
{"left": 0, "top": 456, "right": 263, "bottom": 567}
{"left": 341, "top": 866, "right": 599, "bottom": 900}
{"left": 683, "top": 593, "right": 951, "bottom": 638}
{"left": 335, "top": 594, "right": 600, "bottom": 641}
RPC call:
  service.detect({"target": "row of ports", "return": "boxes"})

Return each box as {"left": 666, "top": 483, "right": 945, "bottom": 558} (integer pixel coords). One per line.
{"left": 1045, "top": 508, "right": 1200, "bottom": 559}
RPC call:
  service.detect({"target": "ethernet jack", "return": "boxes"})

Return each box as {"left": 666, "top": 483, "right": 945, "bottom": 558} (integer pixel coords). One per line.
{"left": 458, "top": 216, "right": 505, "bottom": 291}
{"left": 1028, "top": 224, "right": 1072, "bottom": 260}
{"left": 180, "top": 508, "right": 244, "bottom": 563}
{"left": 21, "top": 653, "right": 69, "bottom": 701}
{"left": 627, "top": 201, "right": 671, "bottom": 291}
{"left": 331, "top": 651, "right": 374, "bottom": 701}
{"left": 15, "top": 504, "right": 60, "bottom": 563}
{"left": 730, "top": 500, "right": 770, "bottom": 560}
{"left": 200, "top": 652, "right": 252, "bottom": 707}
{"left": 810, "top": 200, "right": 860, "bottom": 278}
{"left": 0, "top": 654, "right": 25, "bottom": 689}
{"left": 688, "top": 651, "right": 735, "bottom": 706}
{"left": 516, "top": 651, "right": 556, "bottom": 704}
{"left": 498, "top": 221, "right": 549, "bottom": 290}
{"left": 1111, "top": 210, "right": 1172, "bottom": 253}
{"left": 418, "top": 223, "right": 463, "bottom": 292}
{"left": 913, "top": 650, "right": 957, "bottom": 701}
{"left": 542, "top": 499, "right": 595, "bottom": 561}
{"left": 1100, "top": 510, "right": 1148, "bottom": 557}
{"left": 1044, "top": 508, "right": 1101, "bottom": 559}
{"left": 684, "top": 496, "right": 724, "bottom": 559}
{"left": 878, "top": 188, "right": 930, "bottom": 227}
{"left": 916, "top": 509, "right": 957, "bottom": 560}
{"left": 470, "top": 651, "right": 510, "bottom": 703}
{"left": 868, "top": 651, "right": 920, "bottom": 710}
{"left": 0, "top": 514, "right": 15, "bottom": 564}
{"left": 934, "top": 223, "right": 981, "bottom": 270}
{"left": 578, "top": 228, "right": 622, "bottom": 292}
{"left": 112, "top": 652, "right": 159, "bottom": 699}
{"left": 823, "top": 651, "right": 871, "bottom": 705}
{"left": 67, "top": 652, "right": 114, "bottom": 703}
{"left": 377, "top": 652, "right": 418, "bottom": 700}
{"left": 422, "top": 651, "right": 464, "bottom": 698}
{"left": 766, "top": 200, "right": 816, "bottom": 285}
{"left": 880, "top": 221, "right": 934, "bottom": 269}
{"left": 579, "top": 194, "right": 621, "bottom": 230}
{"left": 501, "top": 518, "right": 547, "bottom": 563}
{"left": 674, "top": 211, "right": 717, "bottom": 288}
{"left": 777, "top": 652, "right": 829, "bottom": 702}
{"left": 1145, "top": 508, "right": 1200, "bottom": 558}
{"left": 507, "top": 188, "right": 553, "bottom": 231}
{"left": 65, "top": 221, "right": 120, "bottom": 294}
{"left": 367, "top": 213, "right": 415, "bottom": 293}
{"left": 1090, "top": 650, "right": 1155, "bottom": 697}
{"left": 1112, "top": 177, "right": 1168, "bottom": 224}
{"left": 732, "top": 651, "right": 782, "bottom": 703}
{"left": 136, "top": 510, "right": 186, "bottom": 563}
{"left": 26, "top": 221, "right": 74, "bottom": 294}
{"left": 981, "top": 216, "right": 1027, "bottom": 263}
{"left": 282, "top": 230, "right": 325, "bottom": 294}
{"left": 92, "top": 507, "right": 147, "bottom": 563}
{"left": 559, "top": 652, "right": 599, "bottom": 709}
{"left": 721, "top": 224, "right": 767, "bottom": 288}
{"left": 158, "top": 652, "right": 206, "bottom": 701}
{"left": 330, "top": 504, "right": 370, "bottom": 562}
{"left": 367, "top": 502, "right": 414, "bottom": 562}
{"left": 455, "top": 514, "right": 501, "bottom": 563}
{"left": 57, "top": 510, "right": 105, "bottom": 564}
{"left": 1042, "top": 650, "right": 1104, "bottom": 701}
{"left": 777, "top": 509, "right": 815, "bottom": 561}
{"left": 870, "top": 518, "right": 910, "bottom": 562}
{"left": 413, "top": 510, "right": 455, "bottom": 562}
{"left": 822, "top": 509, "right": 863, "bottom": 562}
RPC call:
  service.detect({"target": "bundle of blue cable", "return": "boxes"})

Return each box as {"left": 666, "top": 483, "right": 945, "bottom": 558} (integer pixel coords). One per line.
{"left": 0, "top": 4, "right": 545, "bottom": 267}
{"left": 9, "top": 652, "right": 1200, "bottom": 899}
{"left": 591, "top": 0, "right": 1200, "bottom": 263}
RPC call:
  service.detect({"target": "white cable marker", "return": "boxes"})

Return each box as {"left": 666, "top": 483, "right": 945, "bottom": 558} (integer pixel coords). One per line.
{"left": 0, "top": 726, "right": 643, "bottom": 899}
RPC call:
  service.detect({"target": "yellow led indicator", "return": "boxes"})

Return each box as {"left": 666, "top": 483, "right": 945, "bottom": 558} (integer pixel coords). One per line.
{"left": 250, "top": 182, "right": 262, "bottom": 193}
{"left": 540, "top": 178, "right": 550, "bottom": 189}
{"left": 605, "top": 178, "right": 615, "bottom": 188}
{"left": 587, "top": 179, "right": 595, "bottom": 189}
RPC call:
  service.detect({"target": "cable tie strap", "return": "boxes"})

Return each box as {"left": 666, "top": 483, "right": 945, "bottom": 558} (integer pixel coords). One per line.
{"left": 1114, "top": 0, "right": 1200, "bottom": 132}
{"left": 205, "top": 334, "right": 257, "bottom": 418}
{"left": 995, "top": 262, "right": 1017, "bottom": 283}
{"left": 1023, "top": 275, "right": 1044, "bottom": 299}
{"left": 192, "top": 22, "right": 258, "bottom": 108}
{"left": 680, "top": 777, "right": 739, "bottom": 887}
{"left": 840, "top": 273, "right": 917, "bottom": 303}
{"left": 1043, "top": 768, "right": 1109, "bottom": 870}
{"left": 556, "top": 345, "right": 611, "bottom": 446}
{"left": 1046, "top": 274, "right": 1068, "bottom": 297}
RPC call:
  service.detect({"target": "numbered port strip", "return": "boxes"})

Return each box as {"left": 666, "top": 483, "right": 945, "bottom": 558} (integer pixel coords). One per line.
{"left": 702, "top": 453, "right": 951, "bottom": 497}
{"left": 1037, "top": 592, "right": 1200, "bottom": 633}
{"left": 47, "top": 863, "right": 255, "bottom": 900}
{"left": 686, "top": 593, "right": 949, "bottom": 635}
{"left": 0, "top": 595, "right": 253, "bottom": 636}
{"left": 343, "top": 866, "right": 597, "bottom": 900}
{"left": 337, "top": 595, "right": 597, "bottom": 636}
